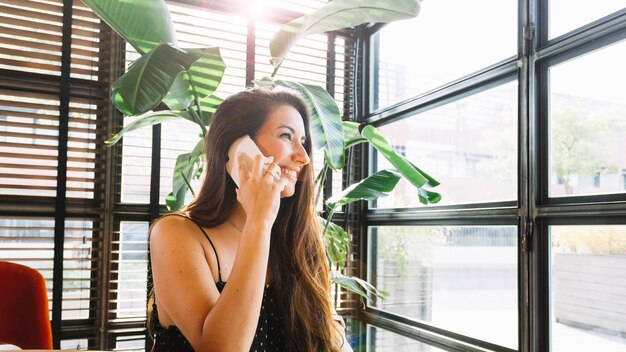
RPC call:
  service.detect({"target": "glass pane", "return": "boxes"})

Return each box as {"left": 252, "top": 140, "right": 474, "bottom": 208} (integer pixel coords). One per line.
{"left": 366, "top": 325, "right": 447, "bottom": 352}
{"left": 256, "top": 22, "right": 328, "bottom": 87}
{"left": 373, "top": 81, "right": 518, "bottom": 208}
{"left": 252, "top": 0, "right": 327, "bottom": 17}
{"left": 369, "top": 226, "right": 518, "bottom": 349}
{"left": 120, "top": 114, "right": 152, "bottom": 203}
{"left": 159, "top": 119, "right": 204, "bottom": 206}
{"left": 550, "top": 225, "right": 626, "bottom": 352}
{"left": 548, "top": 41, "right": 626, "bottom": 198}
{"left": 0, "top": 93, "right": 59, "bottom": 198}
{"left": 67, "top": 100, "right": 98, "bottom": 199}
{"left": 114, "top": 334, "right": 146, "bottom": 351}
{"left": 111, "top": 222, "right": 149, "bottom": 319}
{"left": 63, "top": 219, "right": 97, "bottom": 320}
{"left": 373, "top": 0, "right": 516, "bottom": 110}
{"left": 61, "top": 338, "right": 93, "bottom": 350}
{"left": 549, "top": 0, "right": 625, "bottom": 39}
{"left": 169, "top": 2, "right": 247, "bottom": 97}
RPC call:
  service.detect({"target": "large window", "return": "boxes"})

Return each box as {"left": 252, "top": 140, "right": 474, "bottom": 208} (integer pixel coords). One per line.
{"left": 360, "top": 1, "right": 626, "bottom": 352}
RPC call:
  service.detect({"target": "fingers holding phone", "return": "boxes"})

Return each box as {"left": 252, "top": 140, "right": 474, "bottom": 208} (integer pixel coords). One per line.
{"left": 230, "top": 137, "right": 286, "bottom": 220}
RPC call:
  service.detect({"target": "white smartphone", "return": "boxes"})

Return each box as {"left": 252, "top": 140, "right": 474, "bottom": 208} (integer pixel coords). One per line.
{"left": 226, "top": 135, "right": 267, "bottom": 187}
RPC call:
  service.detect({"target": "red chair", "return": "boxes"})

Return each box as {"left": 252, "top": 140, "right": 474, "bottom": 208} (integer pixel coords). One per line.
{"left": 0, "top": 261, "right": 53, "bottom": 349}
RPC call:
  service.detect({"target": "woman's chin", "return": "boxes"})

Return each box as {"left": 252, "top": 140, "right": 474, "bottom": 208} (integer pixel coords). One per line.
{"left": 280, "top": 182, "right": 297, "bottom": 198}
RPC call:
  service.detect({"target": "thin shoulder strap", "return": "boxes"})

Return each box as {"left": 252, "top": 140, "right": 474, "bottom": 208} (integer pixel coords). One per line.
{"left": 164, "top": 213, "right": 223, "bottom": 283}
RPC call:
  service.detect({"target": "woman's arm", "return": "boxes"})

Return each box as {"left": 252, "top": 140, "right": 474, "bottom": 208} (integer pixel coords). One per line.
{"left": 333, "top": 313, "right": 354, "bottom": 352}
{"left": 151, "top": 155, "right": 286, "bottom": 351}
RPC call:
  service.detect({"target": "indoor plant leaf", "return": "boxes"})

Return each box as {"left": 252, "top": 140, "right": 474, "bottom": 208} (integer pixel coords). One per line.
{"left": 273, "top": 79, "right": 345, "bottom": 170}
{"left": 112, "top": 44, "right": 198, "bottom": 115}
{"left": 168, "top": 139, "right": 205, "bottom": 211}
{"left": 361, "top": 125, "right": 441, "bottom": 204}
{"left": 161, "top": 71, "right": 193, "bottom": 111}
{"left": 194, "top": 95, "right": 224, "bottom": 126}
{"left": 112, "top": 44, "right": 228, "bottom": 115}
{"left": 81, "top": 0, "right": 175, "bottom": 55}
{"left": 331, "top": 270, "right": 389, "bottom": 302}
{"left": 327, "top": 169, "right": 401, "bottom": 211}
{"left": 162, "top": 47, "right": 225, "bottom": 111}
{"left": 270, "top": 0, "right": 421, "bottom": 67}
{"left": 319, "top": 216, "right": 349, "bottom": 268}
{"left": 343, "top": 121, "right": 367, "bottom": 149}
{"left": 186, "top": 47, "right": 226, "bottom": 101}
{"left": 105, "top": 110, "right": 196, "bottom": 145}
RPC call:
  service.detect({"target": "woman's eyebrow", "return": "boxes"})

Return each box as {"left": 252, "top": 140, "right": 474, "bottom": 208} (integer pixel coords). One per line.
{"left": 276, "top": 124, "right": 295, "bottom": 133}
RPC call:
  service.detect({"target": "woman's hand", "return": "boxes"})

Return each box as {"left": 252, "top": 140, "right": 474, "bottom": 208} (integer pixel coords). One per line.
{"left": 236, "top": 154, "right": 287, "bottom": 225}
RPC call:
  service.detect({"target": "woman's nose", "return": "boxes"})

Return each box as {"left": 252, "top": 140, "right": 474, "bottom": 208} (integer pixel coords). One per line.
{"left": 294, "top": 143, "right": 310, "bottom": 165}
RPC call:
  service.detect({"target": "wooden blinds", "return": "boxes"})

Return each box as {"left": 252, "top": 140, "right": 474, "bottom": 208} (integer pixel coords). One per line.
{"left": 0, "top": 0, "right": 113, "bottom": 347}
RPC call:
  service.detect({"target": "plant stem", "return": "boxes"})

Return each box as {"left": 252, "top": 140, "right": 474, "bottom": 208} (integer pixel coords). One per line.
{"left": 186, "top": 70, "right": 207, "bottom": 136}
{"left": 180, "top": 169, "right": 196, "bottom": 197}
{"left": 187, "top": 107, "right": 206, "bottom": 135}
{"left": 270, "top": 60, "right": 283, "bottom": 78}
{"left": 315, "top": 162, "right": 329, "bottom": 210}
{"left": 322, "top": 209, "right": 335, "bottom": 239}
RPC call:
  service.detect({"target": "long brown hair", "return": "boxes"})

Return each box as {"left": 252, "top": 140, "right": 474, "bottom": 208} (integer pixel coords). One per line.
{"left": 184, "top": 88, "right": 341, "bottom": 351}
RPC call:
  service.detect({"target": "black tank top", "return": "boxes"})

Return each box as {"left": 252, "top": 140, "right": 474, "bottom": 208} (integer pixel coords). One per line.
{"left": 149, "top": 215, "right": 286, "bottom": 351}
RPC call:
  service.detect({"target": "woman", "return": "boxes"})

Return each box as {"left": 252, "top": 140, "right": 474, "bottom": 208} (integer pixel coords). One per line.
{"left": 149, "top": 88, "right": 351, "bottom": 351}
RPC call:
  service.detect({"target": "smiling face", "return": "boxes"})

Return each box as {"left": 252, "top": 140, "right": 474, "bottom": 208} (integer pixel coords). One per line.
{"left": 253, "top": 104, "right": 311, "bottom": 198}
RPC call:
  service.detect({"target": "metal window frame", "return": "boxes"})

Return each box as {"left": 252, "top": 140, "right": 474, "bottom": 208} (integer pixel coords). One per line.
{"left": 359, "top": 1, "right": 626, "bottom": 352}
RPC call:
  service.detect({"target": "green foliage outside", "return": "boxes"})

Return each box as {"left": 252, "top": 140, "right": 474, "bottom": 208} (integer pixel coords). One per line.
{"left": 552, "top": 226, "right": 626, "bottom": 255}
{"left": 376, "top": 226, "right": 445, "bottom": 277}
{"left": 551, "top": 100, "right": 621, "bottom": 194}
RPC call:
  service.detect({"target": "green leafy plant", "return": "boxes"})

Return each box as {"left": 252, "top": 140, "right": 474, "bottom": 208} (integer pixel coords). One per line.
{"left": 82, "top": 0, "right": 440, "bottom": 303}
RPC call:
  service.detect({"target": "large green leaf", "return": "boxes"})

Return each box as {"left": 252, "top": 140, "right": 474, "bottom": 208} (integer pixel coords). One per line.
{"left": 167, "top": 139, "right": 205, "bottom": 211}
{"left": 186, "top": 48, "right": 226, "bottom": 100}
{"left": 327, "top": 169, "right": 400, "bottom": 211}
{"left": 343, "top": 121, "right": 367, "bottom": 149}
{"left": 362, "top": 124, "right": 427, "bottom": 186}
{"left": 161, "top": 71, "right": 193, "bottom": 111}
{"left": 273, "top": 79, "right": 345, "bottom": 170}
{"left": 112, "top": 44, "right": 226, "bottom": 117}
{"left": 194, "top": 95, "right": 224, "bottom": 126}
{"left": 162, "top": 47, "right": 225, "bottom": 111}
{"left": 270, "top": 0, "right": 421, "bottom": 67}
{"left": 331, "top": 270, "right": 389, "bottom": 302}
{"left": 319, "top": 216, "right": 349, "bottom": 268}
{"left": 361, "top": 125, "right": 441, "bottom": 204}
{"left": 105, "top": 110, "right": 195, "bottom": 145}
{"left": 112, "top": 44, "right": 197, "bottom": 115}
{"left": 81, "top": 0, "right": 175, "bottom": 55}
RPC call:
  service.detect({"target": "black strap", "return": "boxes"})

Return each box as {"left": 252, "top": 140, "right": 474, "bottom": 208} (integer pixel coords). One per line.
{"left": 161, "top": 213, "right": 223, "bottom": 283}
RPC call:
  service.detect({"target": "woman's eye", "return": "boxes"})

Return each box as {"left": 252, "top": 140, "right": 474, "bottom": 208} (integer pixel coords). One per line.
{"left": 280, "top": 132, "right": 292, "bottom": 140}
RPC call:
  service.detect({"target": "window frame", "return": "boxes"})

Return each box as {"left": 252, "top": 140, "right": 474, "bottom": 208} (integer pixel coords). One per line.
{"left": 358, "top": 1, "right": 626, "bottom": 352}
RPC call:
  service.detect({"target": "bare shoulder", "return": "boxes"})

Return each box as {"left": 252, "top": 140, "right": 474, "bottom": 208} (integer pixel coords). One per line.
{"left": 150, "top": 215, "right": 199, "bottom": 241}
